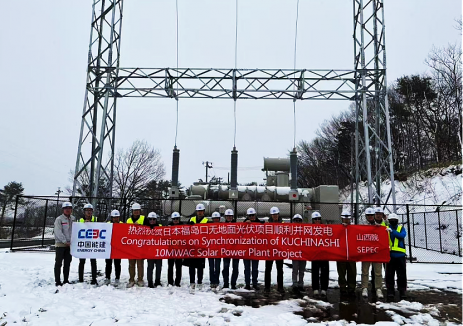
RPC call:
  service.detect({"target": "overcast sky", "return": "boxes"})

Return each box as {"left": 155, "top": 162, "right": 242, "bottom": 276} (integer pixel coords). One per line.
{"left": 0, "top": 0, "right": 461, "bottom": 196}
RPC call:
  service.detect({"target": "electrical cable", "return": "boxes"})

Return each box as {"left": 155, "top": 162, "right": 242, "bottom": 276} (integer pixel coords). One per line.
{"left": 293, "top": 0, "right": 300, "bottom": 149}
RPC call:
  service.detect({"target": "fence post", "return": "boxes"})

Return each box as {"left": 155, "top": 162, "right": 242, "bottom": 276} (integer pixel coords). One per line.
{"left": 412, "top": 212, "right": 416, "bottom": 247}
{"left": 456, "top": 210, "right": 461, "bottom": 257}
{"left": 406, "top": 204, "right": 413, "bottom": 263}
{"left": 179, "top": 198, "right": 183, "bottom": 217}
{"left": 437, "top": 210, "right": 443, "bottom": 253}
{"left": 424, "top": 211, "right": 428, "bottom": 250}
{"left": 354, "top": 202, "right": 359, "bottom": 225}
{"left": 10, "top": 195, "right": 20, "bottom": 250}
{"left": 41, "top": 199, "right": 49, "bottom": 247}
{"left": 234, "top": 200, "right": 238, "bottom": 220}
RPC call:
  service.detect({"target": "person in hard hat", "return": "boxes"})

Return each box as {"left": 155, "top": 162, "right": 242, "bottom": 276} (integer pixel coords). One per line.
{"left": 187, "top": 203, "right": 209, "bottom": 292}
{"left": 336, "top": 210, "right": 357, "bottom": 298}
{"left": 264, "top": 206, "right": 284, "bottom": 293}
{"left": 144, "top": 212, "right": 163, "bottom": 288}
{"left": 311, "top": 211, "right": 329, "bottom": 298}
{"left": 126, "top": 202, "right": 145, "bottom": 288}
{"left": 167, "top": 212, "right": 183, "bottom": 287}
{"left": 78, "top": 203, "right": 98, "bottom": 285}
{"left": 291, "top": 214, "right": 306, "bottom": 293}
{"left": 361, "top": 207, "right": 384, "bottom": 299}
{"left": 243, "top": 207, "right": 264, "bottom": 290}
{"left": 54, "top": 201, "right": 76, "bottom": 286}
{"left": 221, "top": 209, "right": 239, "bottom": 289}
{"left": 208, "top": 211, "right": 222, "bottom": 290}
{"left": 385, "top": 213, "right": 407, "bottom": 300}
{"left": 105, "top": 209, "right": 122, "bottom": 286}
{"left": 374, "top": 207, "right": 388, "bottom": 227}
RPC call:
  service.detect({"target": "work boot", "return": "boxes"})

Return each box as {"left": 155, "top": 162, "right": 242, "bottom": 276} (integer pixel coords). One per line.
{"left": 55, "top": 282, "right": 63, "bottom": 287}
{"left": 223, "top": 283, "right": 229, "bottom": 289}
{"left": 231, "top": 284, "right": 237, "bottom": 290}
{"left": 399, "top": 290, "right": 407, "bottom": 300}
{"left": 114, "top": 279, "right": 120, "bottom": 286}
{"left": 313, "top": 289, "right": 319, "bottom": 296}
{"left": 197, "top": 284, "right": 203, "bottom": 291}
{"left": 278, "top": 287, "right": 285, "bottom": 294}
{"left": 320, "top": 290, "right": 327, "bottom": 297}
{"left": 376, "top": 289, "right": 384, "bottom": 299}
{"left": 148, "top": 281, "right": 154, "bottom": 288}
{"left": 245, "top": 284, "right": 251, "bottom": 290}
{"left": 137, "top": 280, "right": 144, "bottom": 287}
{"left": 362, "top": 288, "right": 368, "bottom": 298}
{"left": 104, "top": 279, "right": 111, "bottom": 286}
{"left": 253, "top": 284, "right": 260, "bottom": 291}
{"left": 90, "top": 279, "right": 98, "bottom": 286}
{"left": 190, "top": 283, "right": 195, "bottom": 294}
{"left": 127, "top": 281, "right": 135, "bottom": 288}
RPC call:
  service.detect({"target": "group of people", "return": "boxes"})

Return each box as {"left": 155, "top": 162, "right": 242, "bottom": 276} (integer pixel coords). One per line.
{"left": 54, "top": 202, "right": 407, "bottom": 300}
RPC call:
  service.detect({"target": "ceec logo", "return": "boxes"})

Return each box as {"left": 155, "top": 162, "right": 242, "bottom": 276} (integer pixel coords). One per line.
{"left": 78, "top": 229, "right": 107, "bottom": 239}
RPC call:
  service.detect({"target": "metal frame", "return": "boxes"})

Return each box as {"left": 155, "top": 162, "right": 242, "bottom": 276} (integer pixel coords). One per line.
{"left": 73, "top": 0, "right": 396, "bottom": 210}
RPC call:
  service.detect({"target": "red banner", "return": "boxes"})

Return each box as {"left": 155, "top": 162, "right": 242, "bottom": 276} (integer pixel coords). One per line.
{"left": 110, "top": 223, "right": 390, "bottom": 262}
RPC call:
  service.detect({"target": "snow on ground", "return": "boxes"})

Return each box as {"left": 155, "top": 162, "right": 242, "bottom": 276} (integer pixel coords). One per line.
{"left": 340, "top": 164, "right": 463, "bottom": 207}
{"left": 0, "top": 250, "right": 461, "bottom": 325}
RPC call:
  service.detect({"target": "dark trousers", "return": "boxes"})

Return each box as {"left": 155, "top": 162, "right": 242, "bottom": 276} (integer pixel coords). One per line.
{"left": 168, "top": 259, "right": 183, "bottom": 286}
{"left": 386, "top": 256, "right": 407, "bottom": 293}
{"left": 222, "top": 258, "right": 239, "bottom": 287}
{"left": 337, "top": 261, "right": 357, "bottom": 291}
{"left": 79, "top": 258, "right": 97, "bottom": 282}
{"left": 208, "top": 258, "right": 221, "bottom": 285}
{"left": 312, "top": 260, "right": 329, "bottom": 291}
{"left": 243, "top": 259, "right": 259, "bottom": 286}
{"left": 147, "top": 259, "right": 163, "bottom": 285}
{"left": 105, "top": 259, "right": 121, "bottom": 280}
{"left": 265, "top": 260, "right": 284, "bottom": 289}
{"left": 189, "top": 266, "right": 204, "bottom": 284}
{"left": 54, "top": 247, "right": 72, "bottom": 284}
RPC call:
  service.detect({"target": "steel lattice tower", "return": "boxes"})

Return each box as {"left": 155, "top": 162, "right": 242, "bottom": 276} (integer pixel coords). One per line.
{"left": 72, "top": 0, "right": 396, "bottom": 210}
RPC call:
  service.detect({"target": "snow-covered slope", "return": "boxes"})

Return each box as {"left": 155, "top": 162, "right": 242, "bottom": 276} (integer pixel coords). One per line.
{"left": 341, "top": 164, "right": 462, "bottom": 207}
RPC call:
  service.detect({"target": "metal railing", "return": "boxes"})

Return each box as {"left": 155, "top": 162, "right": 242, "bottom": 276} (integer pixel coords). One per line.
{"left": 7, "top": 195, "right": 462, "bottom": 264}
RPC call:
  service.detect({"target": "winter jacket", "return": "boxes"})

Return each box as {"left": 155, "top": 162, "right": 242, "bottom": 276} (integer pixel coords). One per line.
{"left": 168, "top": 221, "right": 184, "bottom": 226}
{"left": 243, "top": 217, "right": 264, "bottom": 224}
{"left": 54, "top": 214, "right": 76, "bottom": 247}
{"left": 389, "top": 224, "right": 407, "bottom": 258}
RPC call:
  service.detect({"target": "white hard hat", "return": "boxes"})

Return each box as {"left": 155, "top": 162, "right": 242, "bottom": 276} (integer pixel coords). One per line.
{"left": 388, "top": 213, "right": 399, "bottom": 220}
{"left": 224, "top": 209, "right": 234, "bottom": 216}
{"left": 131, "top": 203, "right": 141, "bottom": 210}
{"left": 211, "top": 212, "right": 221, "bottom": 218}
{"left": 62, "top": 202, "right": 72, "bottom": 208}
{"left": 365, "top": 207, "right": 375, "bottom": 215}
{"left": 311, "top": 211, "right": 321, "bottom": 219}
{"left": 341, "top": 210, "right": 351, "bottom": 217}
{"left": 293, "top": 214, "right": 303, "bottom": 220}
{"left": 171, "top": 212, "right": 181, "bottom": 219}
{"left": 147, "top": 212, "right": 158, "bottom": 219}
{"left": 196, "top": 203, "right": 205, "bottom": 211}
{"left": 247, "top": 207, "right": 256, "bottom": 215}
{"left": 270, "top": 206, "right": 280, "bottom": 215}
{"left": 83, "top": 203, "right": 93, "bottom": 210}
{"left": 375, "top": 207, "right": 384, "bottom": 213}
{"left": 110, "top": 209, "right": 120, "bottom": 217}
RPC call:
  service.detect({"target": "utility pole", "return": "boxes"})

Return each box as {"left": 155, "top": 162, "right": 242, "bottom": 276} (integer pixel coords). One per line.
{"left": 202, "top": 161, "right": 213, "bottom": 183}
{"left": 55, "top": 187, "right": 63, "bottom": 217}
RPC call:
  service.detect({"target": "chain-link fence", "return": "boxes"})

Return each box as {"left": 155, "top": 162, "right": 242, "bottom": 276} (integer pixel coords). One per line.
{"left": 7, "top": 196, "right": 462, "bottom": 263}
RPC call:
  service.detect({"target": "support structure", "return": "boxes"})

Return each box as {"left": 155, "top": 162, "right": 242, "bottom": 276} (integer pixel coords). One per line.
{"left": 72, "top": 0, "right": 123, "bottom": 199}
{"left": 73, "top": 0, "right": 396, "bottom": 210}
{"left": 353, "top": 0, "right": 396, "bottom": 210}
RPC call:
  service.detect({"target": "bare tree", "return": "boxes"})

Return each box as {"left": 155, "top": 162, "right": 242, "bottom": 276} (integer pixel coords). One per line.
{"left": 113, "top": 140, "right": 165, "bottom": 201}
{"left": 426, "top": 43, "right": 462, "bottom": 150}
